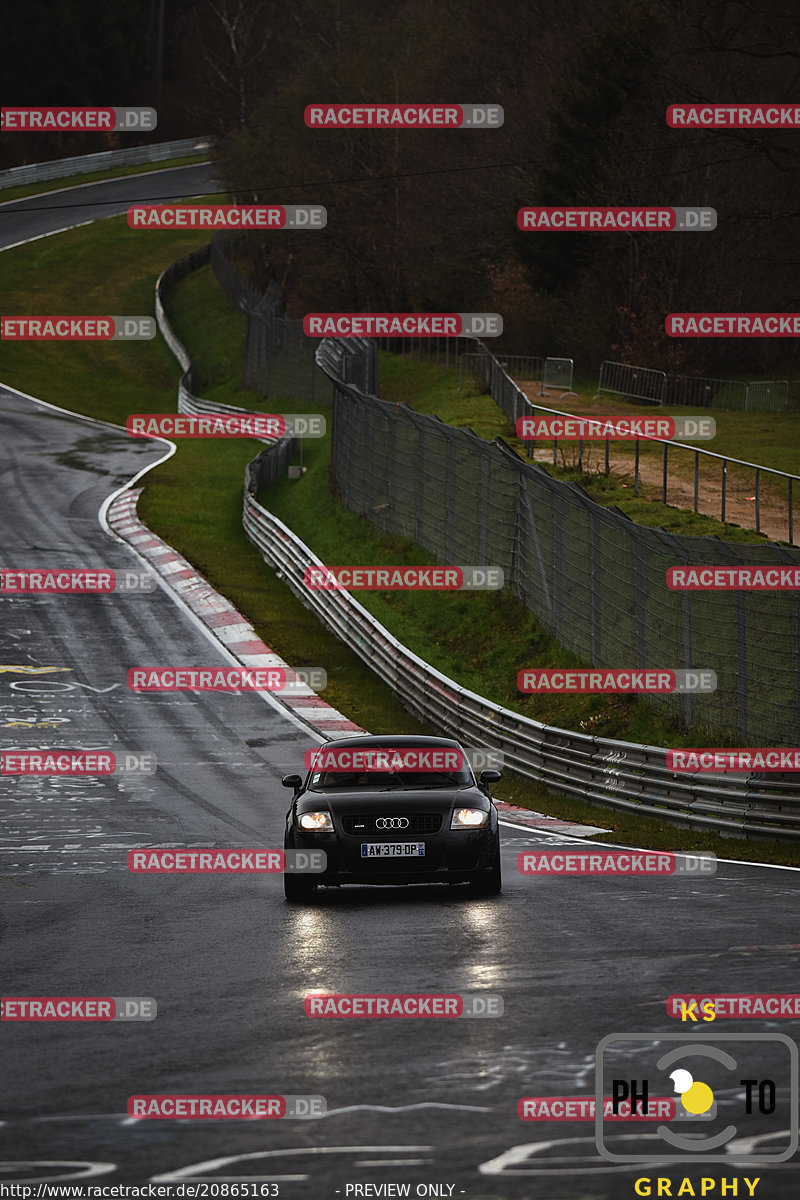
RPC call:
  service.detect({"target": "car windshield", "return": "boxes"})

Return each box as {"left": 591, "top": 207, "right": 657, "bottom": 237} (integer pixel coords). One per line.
{"left": 308, "top": 766, "right": 474, "bottom": 790}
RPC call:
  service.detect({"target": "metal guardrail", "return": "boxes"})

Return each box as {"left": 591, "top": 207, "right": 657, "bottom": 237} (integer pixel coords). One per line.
{"left": 0, "top": 136, "right": 211, "bottom": 191}
{"left": 155, "top": 245, "right": 290, "bottom": 441}
{"left": 153, "top": 244, "right": 800, "bottom": 840}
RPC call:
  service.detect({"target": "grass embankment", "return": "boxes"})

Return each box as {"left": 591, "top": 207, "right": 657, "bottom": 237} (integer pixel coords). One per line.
{"left": 0, "top": 215, "right": 796, "bottom": 864}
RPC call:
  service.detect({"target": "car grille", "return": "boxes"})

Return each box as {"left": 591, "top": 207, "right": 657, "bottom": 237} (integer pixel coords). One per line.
{"left": 341, "top": 813, "right": 443, "bottom": 836}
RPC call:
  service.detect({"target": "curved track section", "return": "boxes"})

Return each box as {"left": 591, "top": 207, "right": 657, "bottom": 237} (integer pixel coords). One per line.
{"left": 0, "top": 163, "right": 218, "bottom": 250}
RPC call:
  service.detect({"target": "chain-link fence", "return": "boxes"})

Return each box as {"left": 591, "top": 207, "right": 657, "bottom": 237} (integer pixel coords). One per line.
{"left": 209, "top": 235, "right": 332, "bottom": 406}
{"left": 319, "top": 339, "right": 800, "bottom": 746}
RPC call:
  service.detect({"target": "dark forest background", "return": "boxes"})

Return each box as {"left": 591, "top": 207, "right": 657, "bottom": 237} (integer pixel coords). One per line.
{"left": 3, "top": 0, "right": 800, "bottom": 372}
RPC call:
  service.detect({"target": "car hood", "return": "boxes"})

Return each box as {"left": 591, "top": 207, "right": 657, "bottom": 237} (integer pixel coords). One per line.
{"left": 297, "top": 786, "right": 490, "bottom": 813}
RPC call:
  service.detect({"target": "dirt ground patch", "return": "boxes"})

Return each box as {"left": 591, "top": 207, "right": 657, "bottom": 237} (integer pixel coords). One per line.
{"left": 515, "top": 381, "right": 796, "bottom": 544}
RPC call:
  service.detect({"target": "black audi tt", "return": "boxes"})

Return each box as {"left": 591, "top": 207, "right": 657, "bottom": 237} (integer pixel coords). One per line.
{"left": 282, "top": 734, "right": 502, "bottom": 901}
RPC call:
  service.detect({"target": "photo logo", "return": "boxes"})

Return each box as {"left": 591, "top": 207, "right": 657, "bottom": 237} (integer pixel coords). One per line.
{"left": 677, "top": 998, "right": 717, "bottom": 1023}
{"left": 595, "top": 1032, "right": 799, "bottom": 1163}
{"left": 670, "top": 1067, "right": 714, "bottom": 1115}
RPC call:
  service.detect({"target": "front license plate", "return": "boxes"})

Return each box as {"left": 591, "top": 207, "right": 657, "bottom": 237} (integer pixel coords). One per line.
{"left": 361, "top": 842, "right": 426, "bottom": 858}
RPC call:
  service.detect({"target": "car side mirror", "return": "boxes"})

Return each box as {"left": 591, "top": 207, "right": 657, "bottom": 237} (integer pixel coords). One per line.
{"left": 282, "top": 774, "right": 303, "bottom": 790}
{"left": 479, "top": 769, "right": 502, "bottom": 785}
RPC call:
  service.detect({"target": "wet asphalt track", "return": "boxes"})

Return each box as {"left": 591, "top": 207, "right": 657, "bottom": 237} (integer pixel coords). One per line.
{"left": 1, "top": 171, "right": 800, "bottom": 1198}
{"left": 0, "top": 162, "right": 219, "bottom": 250}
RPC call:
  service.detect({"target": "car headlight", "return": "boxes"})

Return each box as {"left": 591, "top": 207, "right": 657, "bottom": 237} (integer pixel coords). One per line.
{"left": 298, "top": 811, "right": 334, "bottom": 831}
{"left": 451, "top": 807, "right": 489, "bottom": 828}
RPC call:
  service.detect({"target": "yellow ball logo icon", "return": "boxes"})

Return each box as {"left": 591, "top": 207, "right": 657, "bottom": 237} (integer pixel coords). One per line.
{"left": 670, "top": 1068, "right": 714, "bottom": 1114}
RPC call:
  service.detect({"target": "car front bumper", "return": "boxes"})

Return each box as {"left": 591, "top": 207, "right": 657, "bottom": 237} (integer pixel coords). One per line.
{"left": 287, "top": 825, "right": 498, "bottom": 885}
